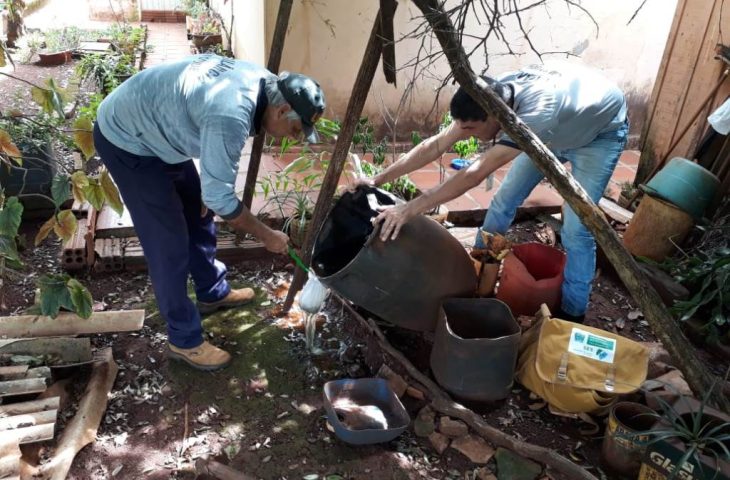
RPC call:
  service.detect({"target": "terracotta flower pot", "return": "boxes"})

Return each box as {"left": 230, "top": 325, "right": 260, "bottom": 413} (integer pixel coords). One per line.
{"left": 496, "top": 243, "right": 566, "bottom": 316}
{"left": 38, "top": 50, "right": 72, "bottom": 66}
{"left": 191, "top": 33, "right": 222, "bottom": 49}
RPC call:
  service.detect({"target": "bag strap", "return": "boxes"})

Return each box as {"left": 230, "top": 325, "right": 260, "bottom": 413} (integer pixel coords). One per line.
{"left": 557, "top": 352, "right": 569, "bottom": 382}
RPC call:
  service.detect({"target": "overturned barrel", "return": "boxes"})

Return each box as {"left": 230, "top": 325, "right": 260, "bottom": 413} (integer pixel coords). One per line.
{"left": 312, "top": 187, "right": 476, "bottom": 331}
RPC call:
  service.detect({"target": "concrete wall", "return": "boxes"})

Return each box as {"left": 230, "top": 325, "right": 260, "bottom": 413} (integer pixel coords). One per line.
{"left": 88, "top": 0, "right": 140, "bottom": 22}
{"left": 212, "top": 0, "right": 265, "bottom": 65}
{"left": 255, "top": 0, "right": 677, "bottom": 141}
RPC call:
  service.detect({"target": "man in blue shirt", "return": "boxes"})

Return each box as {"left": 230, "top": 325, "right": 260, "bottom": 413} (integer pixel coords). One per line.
{"left": 360, "top": 62, "right": 628, "bottom": 323}
{"left": 94, "top": 54, "right": 326, "bottom": 370}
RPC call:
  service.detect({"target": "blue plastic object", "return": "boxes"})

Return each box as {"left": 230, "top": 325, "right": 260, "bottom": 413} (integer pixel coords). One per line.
{"left": 323, "top": 378, "right": 410, "bottom": 445}
{"left": 643, "top": 157, "right": 720, "bottom": 220}
{"left": 450, "top": 158, "right": 472, "bottom": 170}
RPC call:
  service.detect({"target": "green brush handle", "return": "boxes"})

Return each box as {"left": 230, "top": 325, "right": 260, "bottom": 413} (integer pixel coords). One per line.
{"left": 288, "top": 247, "right": 310, "bottom": 273}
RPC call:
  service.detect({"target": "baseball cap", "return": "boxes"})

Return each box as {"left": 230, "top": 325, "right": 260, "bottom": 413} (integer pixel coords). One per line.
{"left": 277, "top": 72, "right": 326, "bottom": 143}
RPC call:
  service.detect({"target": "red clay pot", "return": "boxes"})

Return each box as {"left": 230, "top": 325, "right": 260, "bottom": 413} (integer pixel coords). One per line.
{"left": 496, "top": 242, "right": 566, "bottom": 316}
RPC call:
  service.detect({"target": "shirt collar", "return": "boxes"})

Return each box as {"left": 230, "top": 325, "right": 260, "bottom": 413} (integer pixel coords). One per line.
{"left": 252, "top": 78, "right": 268, "bottom": 135}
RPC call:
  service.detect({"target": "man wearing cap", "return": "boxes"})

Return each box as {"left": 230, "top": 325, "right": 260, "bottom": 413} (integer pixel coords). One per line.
{"left": 94, "top": 54, "right": 326, "bottom": 370}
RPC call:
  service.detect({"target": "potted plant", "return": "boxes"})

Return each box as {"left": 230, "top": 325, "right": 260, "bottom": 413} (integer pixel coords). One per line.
{"left": 76, "top": 53, "right": 137, "bottom": 96}
{"left": 190, "top": 10, "right": 222, "bottom": 49}
{"left": 638, "top": 389, "right": 730, "bottom": 480}
{"left": 38, "top": 28, "right": 80, "bottom": 66}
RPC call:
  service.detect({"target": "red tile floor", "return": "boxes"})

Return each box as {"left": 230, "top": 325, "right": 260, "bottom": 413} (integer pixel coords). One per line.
{"left": 239, "top": 148, "right": 640, "bottom": 217}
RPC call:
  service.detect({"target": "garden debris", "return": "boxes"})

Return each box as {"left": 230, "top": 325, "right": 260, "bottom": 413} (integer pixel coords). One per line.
{"left": 652, "top": 369, "right": 693, "bottom": 395}
{"left": 194, "top": 456, "right": 255, "bottom": 480}
{"left": 475, "top": 466, "right": 498, "bottom": 480}
{"left": 406, "top": 386, "right": 425, "bottom": 400}
{"left": 439, "top": 416, "right": 469, "bottom": 438}
{"left": 451, "top": 434, "right": 495, "bottom": 464}
{"left": 414, "top": 406, "right": 436, "bottom": 437}
{"left": 0, "top": 309, "right": 145, "bottom": 337}
{"left": 428, "top": 431, "right": 450, "bottom": 454}
{"left": 495, "top": 447, "right": 543, "bottom": 480}
{"left": 36, "top": 348, "right": 118, "bottom": 479}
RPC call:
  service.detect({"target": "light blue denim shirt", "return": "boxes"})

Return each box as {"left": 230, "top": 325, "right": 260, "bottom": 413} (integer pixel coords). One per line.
{"left": 497, "top": 62, "right": 627, "bottom": 150}
{"left": 97, "top": 54, "right": 271, "bottom": 219}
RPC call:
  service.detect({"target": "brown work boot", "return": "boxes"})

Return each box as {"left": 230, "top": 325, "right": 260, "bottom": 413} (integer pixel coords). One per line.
{"left": 198, "top": 287, "right": 255, "bottom": 314}
{"left": 167, "top": 341, "right": 232, "bottom": 371}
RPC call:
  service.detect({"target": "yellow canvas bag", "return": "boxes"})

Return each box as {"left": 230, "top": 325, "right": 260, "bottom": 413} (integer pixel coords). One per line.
{"left": 516, "top": 308, "right": 649, "bottom": 414}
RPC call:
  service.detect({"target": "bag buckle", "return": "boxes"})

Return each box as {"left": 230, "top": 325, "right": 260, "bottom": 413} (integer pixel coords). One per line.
{"left": 604, "top": 366, "right": 616, "bottom": 392}
{"left": 557, "top": 353, "right": 569, "bottom": 382}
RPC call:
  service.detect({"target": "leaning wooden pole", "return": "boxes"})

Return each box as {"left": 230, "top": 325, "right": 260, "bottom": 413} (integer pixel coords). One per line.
{"left": 283, "top": 5, "right": 396, "bottom": 311}
{"left": 410, "top": 0, "right": 730, "bottom": 412}
{"left": 242, "top": 0, "right": 294, "bottom": 209}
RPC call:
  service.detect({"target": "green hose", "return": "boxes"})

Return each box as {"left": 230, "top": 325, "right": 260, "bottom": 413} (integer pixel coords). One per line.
{"left": 287, "top": 247, "right": 310, "bottom": 273}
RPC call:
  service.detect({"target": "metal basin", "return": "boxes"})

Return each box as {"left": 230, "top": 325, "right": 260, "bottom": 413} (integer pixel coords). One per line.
{"left": 312, "top": 187, "right": 476, "bottom": 331}
{"left": 323, "top": 378, "right": 410, "bottom": 445}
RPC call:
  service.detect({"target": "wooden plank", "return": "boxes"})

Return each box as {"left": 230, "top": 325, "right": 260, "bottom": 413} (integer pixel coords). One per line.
{"left": 0, "top": 310, "right": 144, "bottom": 338}
{"left": 25, "top": 367, "right": 51, "bottom": 379}
{"left": 0, "top": 378, "right": 47, "bottom": 397}
{"left": 86, "top": 206, "right": 98, "bottom": 267}
{"left": 598, "top": 198, "right": 634, "bottom": 224}
{"left": 0, "top": 338, "right": 92, "bottom": 366}
{"left": 0, "top": 437, "right": 20, "bottom": 478}
{"left": 95, "top": 204, "right": 135, "bottom": 238}
{"left": 446, "top": 205, "right": 562, "bottom": 227}
{"left": 0, "top": 410, "right": 57, "bottom": 431}
{"left": 0, "top": 366, "right": 28, "bottom": 381}
{"left": 2, "top": 423, "right": 54, "bottom": 445}
{"left": 0, "top": 397, "right": 60, "bottom": 417}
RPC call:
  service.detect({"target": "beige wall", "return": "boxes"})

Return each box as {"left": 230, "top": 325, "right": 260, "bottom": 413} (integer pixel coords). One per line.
{"left": 257, "top": 0, "right": 677, "bottom": 140}
{"left": 212, "top": 0, "right": 265, "bottom": 65}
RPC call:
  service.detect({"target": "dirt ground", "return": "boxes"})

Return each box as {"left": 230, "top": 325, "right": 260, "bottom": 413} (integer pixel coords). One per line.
{"left": 8, "top": 213, "right": 717, "bottom": 480}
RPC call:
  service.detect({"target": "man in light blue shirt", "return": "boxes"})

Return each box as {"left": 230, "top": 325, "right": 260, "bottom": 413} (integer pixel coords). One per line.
{"left": 359, "top": 62, "right": 628, "bottom": 323}
{"left": 94, "top": 54, "right": 326, "bottom": 370}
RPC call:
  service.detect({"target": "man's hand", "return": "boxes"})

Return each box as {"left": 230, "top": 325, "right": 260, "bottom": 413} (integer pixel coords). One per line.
{"left": 372, "top": 203, "right": 415, "bottom": 242}
{"left": 262, "top": 229, "right": 289, "bottom": 254}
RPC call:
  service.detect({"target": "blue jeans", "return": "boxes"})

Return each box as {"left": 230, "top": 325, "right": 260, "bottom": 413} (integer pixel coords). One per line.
{"left": 475, "top": 122, "right": 628, "bottom": 316}
{"left": 94, "top": 124, "right": 231, "bottom": 348}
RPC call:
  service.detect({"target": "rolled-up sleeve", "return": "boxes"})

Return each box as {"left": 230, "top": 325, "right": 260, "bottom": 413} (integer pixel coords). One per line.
{"left": 199, "top": 114, "right": 250, "bottom": 219}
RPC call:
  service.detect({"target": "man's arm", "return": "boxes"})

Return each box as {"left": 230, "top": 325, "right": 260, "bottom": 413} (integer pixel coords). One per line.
{"left": 199, "top": 115, "right": 289, "bottom": 253}
{"left": 374, "top": 144, "right": 521, "bottom": 241}
{"left": 366, "top": 122, "right": 467, "bottom": 186}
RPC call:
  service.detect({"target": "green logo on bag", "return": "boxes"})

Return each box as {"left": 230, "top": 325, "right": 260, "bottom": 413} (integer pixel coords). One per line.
{"left": 587, "top": 335, "right": 614, "bottom": 350}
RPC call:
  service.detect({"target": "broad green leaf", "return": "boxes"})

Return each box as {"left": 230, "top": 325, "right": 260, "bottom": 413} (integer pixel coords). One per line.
{"left": 67, "top": 278, "right": 93, "bottom": 319}
{"left": 53, "top": 210, "right": 77, "bottom": 243}
{"left": 0, "top": 197, "right": 23, "bottom": 237}
{"left": 0, "top": 130, "right": 22, "bottom": 164}
{"left": 73, "top": 116, "right": 95, "bottom": 160}
{"left": 70, "top": 171, "right": 89, "bottom": 203}
{"left": 0, "top": 235, "right": 20, "bottom": 264}
{"left": 35, "top": 216, "right": 56, "bottom": 246}
{"left": 31, "top": 78, "right": 70, "bottom": 118}
{"left": 38, "top": 274, "right": 74, "bottom": 318}
{"left": 31, "top": 86, "right": 54, "bottom": 116}
{"left": 100, "top": 169, "right": 123, "bottom": 215}
{"left": 82, "top": 180, "right": 105, "bottom": 211}
{"left": 51, "top": 174, "right": 71, "bottom": 208}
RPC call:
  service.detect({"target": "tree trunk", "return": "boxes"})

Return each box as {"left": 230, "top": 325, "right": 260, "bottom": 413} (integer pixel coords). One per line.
{"left": 242, "top": 0, "right": 294, "bottom": 209}
{"left": 283, "top": 4, "right": 397, "bottom": 311}
{"left": 410, "top": 0, "right": 730, "bottom": 413}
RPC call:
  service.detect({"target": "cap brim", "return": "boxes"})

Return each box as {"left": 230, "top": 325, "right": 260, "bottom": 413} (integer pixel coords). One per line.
{"left": 303, "top": 124, "right": 320, "bottom": 144}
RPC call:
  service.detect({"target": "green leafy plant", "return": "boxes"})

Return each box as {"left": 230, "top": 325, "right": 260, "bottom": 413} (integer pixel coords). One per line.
{"left": 316, "top": 117, "right": 341, "bottom": 141}
{"left": 76, "top": 53, "right": 136, "bottom": 95}
{"left": 257, "top": 153, "right": 324, "bottom": 245}
{"left": 670, "top": 247, "right": 730, "bottom": 337}
{"left": 359, "top": 161, "right": 418, "bottom": 201}
{"left": 453, "top": 135, "right": 479, "bottom": 159}
{"left": 641, "top": 383, "right": 730, "bottom": 480}
{"left": 106, "top": 23, "right": 145, "bottom": 56}
{"left": 41, "top": 27, "right": 81, "bottom": 53}
{"left": 410, "top": 130, "right": 422, "bottom": 147}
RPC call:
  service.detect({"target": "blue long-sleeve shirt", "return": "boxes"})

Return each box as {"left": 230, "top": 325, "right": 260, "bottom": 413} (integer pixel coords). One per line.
{"left": 97, "top": 54, "right": 270, "bottom": 219}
